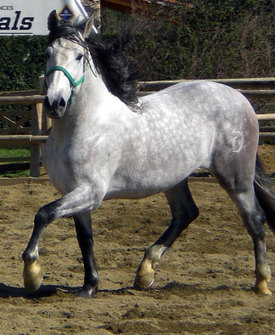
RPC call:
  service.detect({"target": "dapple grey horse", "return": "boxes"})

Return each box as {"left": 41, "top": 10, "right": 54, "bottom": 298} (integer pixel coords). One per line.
{"left": 23, "top": 11, "right": 275, "bottom": 298}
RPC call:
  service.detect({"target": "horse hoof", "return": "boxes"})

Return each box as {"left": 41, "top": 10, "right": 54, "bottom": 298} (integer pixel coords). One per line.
{"left": 23, "top": 261, "right": 43, "bottom": 293}
{"left": 254, "top": 280, "right": 272, "bottom": 295}
{"left": 135, "top": 258, "right": 155, "bottom": 290}
{"left": 255, "top": 287, "right": 272, "bottom": 295}
{"left": 134, "top": 273, "right": 155, "bottom": 290}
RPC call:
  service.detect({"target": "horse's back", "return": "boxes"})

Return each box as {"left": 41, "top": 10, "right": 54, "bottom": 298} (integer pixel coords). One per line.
{"left": 140, "top": 81, "right": 255, "bottom": 120}
{"left": 138, "top": 80, "right": 259, "bottom": 172}
{"left": 140, "top": 80, "right": 258, "bottom": 150}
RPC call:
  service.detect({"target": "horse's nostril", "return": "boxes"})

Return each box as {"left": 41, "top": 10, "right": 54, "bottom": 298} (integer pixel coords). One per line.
{"left": 44, "top": 97, "right": 66, "bottom": 111}
{"left": 59, "top": 98, "right": 66, "bottom": 107}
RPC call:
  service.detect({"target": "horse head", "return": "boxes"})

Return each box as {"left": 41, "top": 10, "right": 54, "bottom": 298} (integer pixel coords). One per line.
{"left": 44, "top": 10, "right": 95, "bottom": 119}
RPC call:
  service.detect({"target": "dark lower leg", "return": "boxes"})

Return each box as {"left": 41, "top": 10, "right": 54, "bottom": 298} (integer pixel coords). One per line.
{"left": 22, "top": 204, "right": 55, "bottom": 292}
{"left": 237, "top": 194, "right": 271, "bottom": 294}
{"left": 74, "top": 212, "right": 98, "bottom": 298}
{"left": 135, "top": 180, "right": 199, "bottom": 289}
{"left": 134, "top": 218, "right": 186, "bottom": 289}
{"left": 253, "top": 237, "right": 271, "bottom": 294}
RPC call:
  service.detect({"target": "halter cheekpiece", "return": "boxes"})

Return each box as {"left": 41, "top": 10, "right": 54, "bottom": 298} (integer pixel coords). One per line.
{"left": 45, "top": 57, "right": 86, "bottom": 104}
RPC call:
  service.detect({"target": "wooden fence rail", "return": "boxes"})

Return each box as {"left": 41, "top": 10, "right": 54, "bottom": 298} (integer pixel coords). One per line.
{"left": 0, "top": 77, "right": 274, "bottom": 177}
{"left": 138, "top": 77, "right": 275, "bottom": 91}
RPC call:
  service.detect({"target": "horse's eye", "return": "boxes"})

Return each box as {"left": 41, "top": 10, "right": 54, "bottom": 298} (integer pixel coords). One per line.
{"left": 76, "top": 54, "right": 83, "bottom": 61}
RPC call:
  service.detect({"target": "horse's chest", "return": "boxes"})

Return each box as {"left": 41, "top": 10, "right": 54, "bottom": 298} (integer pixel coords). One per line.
{"left": 43, "top": 140, "right": 81, "bottom": 193}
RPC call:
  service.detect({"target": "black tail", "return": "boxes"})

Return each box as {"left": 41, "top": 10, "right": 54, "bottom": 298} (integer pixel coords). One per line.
{"left": 254, "top": 156, "right": 275, "bottom": 233}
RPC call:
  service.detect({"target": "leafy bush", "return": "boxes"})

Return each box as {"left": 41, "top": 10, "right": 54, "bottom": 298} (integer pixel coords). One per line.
{"left": 102, "top": 0, "right": 274, "bottom": 80}
{"left": 0, "top": 0, "right": 273, "bottom": 92}
{"left": 0, "top": 36, "right": 47, "bottom": 91}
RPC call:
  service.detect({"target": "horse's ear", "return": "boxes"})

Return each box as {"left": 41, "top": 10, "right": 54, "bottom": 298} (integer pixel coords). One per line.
{"left": 82, "top": 13, "right": 97, "bottom": 39}
{"left": 48, "top": 10, "right": 59, "bottom": 32}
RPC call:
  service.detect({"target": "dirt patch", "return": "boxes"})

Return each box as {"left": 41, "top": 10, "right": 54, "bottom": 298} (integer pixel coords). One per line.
{"left": 0, "top": 144, "right": 274, "bottom": 335}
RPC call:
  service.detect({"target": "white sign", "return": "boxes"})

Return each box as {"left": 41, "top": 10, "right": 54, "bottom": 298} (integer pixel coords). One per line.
{"left": 0, "top": 0, "right": 88, "bottom": 35}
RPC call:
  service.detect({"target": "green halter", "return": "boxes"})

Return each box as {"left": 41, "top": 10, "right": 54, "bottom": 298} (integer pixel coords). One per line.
{"left": 45, "top": 58, "right": 85, "bottom": 104}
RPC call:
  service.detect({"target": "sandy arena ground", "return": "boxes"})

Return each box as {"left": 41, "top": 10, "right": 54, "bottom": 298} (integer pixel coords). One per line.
{"left": 0, "top": 144, "right": 274, "bottom": 335}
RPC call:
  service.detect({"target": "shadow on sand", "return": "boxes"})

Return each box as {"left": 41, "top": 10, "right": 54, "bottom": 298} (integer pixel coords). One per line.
{"left": 0, "top": 282, "right": 136, "bottom": 299}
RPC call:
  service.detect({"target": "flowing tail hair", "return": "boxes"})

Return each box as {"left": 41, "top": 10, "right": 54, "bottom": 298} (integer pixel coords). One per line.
{"left": 254, "top": 156, "right": 275, "bottom": 234}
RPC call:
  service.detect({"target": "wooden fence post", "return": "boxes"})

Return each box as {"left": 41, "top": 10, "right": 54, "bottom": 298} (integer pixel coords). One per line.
{"left": 30, "top": 76, "right": 51, "bottom": 177}
{"left": 39, "top": 75, "right": 51, "bottom": 135}
{"left": 30, "top": 103, "right": 43, "bottom": 177}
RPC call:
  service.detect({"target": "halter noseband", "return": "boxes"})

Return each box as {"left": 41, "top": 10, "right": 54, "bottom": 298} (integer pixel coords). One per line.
{"left": 45, "top": 58, "right": 86, "bottom": 104}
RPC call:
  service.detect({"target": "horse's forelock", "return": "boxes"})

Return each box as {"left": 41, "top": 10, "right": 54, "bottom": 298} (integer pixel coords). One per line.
{"left": 48, "top": 22, "right": 83, "bottom": 45}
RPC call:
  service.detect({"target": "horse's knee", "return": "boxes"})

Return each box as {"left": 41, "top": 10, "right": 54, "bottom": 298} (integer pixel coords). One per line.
{"left": 35, "top": 205, "right": 56, "bottom": 226}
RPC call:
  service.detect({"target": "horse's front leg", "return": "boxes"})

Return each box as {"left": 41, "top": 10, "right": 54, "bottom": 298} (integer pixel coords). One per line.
{"left": 22, "top": 200, "right": 59, "bottom": 293}
{"left": 22, "top": 185, "right": 103, "bottom": 295}
{"left": 73, "top": 212, "right": 98, "bottom": 298}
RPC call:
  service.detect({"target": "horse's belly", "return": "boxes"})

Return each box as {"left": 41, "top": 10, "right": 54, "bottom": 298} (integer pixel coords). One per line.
{"left": 105, "top": 151, "right": 208, "bottom": 200}
{"left": 105, "top": 176, "right": 186, "bottom": 199}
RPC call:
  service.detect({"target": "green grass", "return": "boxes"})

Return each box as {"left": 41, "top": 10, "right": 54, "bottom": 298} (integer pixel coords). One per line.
{"left": 0, "top": 147, "right": 31, "bottom": 177}
{"left": 0, "top": 147, "right": 30, "bottom": 159}
{"left": 1, "top": 169, "right": 30, "bottom": 178}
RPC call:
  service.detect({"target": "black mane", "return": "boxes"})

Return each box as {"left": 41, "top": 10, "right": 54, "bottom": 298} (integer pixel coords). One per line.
{"left": 48, "top": 21, "right": 139, "bottom": 107}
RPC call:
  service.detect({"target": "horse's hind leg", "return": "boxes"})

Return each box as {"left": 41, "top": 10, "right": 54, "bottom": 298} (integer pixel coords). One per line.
{"left": 134, "top": 179, "right": 199, "bottom": 289}
{"left": 213, "top": 156, "right": 272, "bottom": 295}
{"left": 240, "top": 194, "right": 272, "bottom": 295}
{"left": 73, "top": 211, "right": 98, "bottom": 298}
{"left": 226, "top": 186, "right": 271, "bottom": 294}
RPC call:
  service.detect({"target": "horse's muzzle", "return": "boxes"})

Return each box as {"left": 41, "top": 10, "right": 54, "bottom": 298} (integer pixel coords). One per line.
{"left": 44, "top": 96, "right": 66, "bottom": 119}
